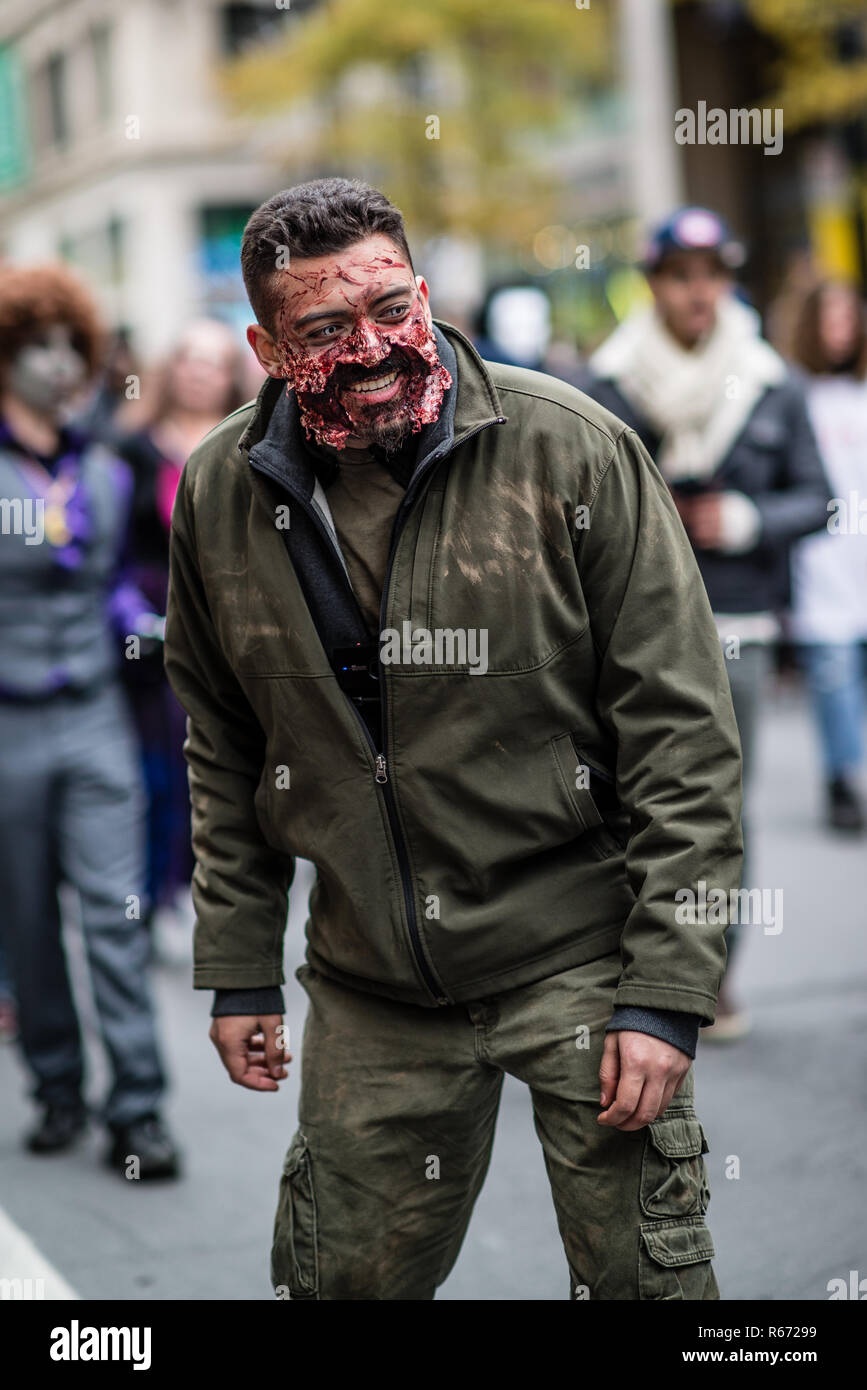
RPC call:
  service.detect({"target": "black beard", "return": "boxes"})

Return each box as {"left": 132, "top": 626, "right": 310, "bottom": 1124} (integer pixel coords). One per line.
{"left": 364, "top": 409, "right": 415, "bottom": 454}
{"left": 334, "top": 355, "right": 428, "bottom": 454}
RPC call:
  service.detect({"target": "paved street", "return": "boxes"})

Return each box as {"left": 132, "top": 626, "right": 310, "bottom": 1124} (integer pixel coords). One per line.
{"left": 1, "top": 681, "right": 865, "bottom": 1301}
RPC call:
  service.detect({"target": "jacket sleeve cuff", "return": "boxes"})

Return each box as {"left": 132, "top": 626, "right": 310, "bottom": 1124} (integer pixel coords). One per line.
{"left": 605, "top": 1006, "right": 700, "bottom": 1059}
{"left": 211, "top": 986, "right": 285, "bottom": 1018}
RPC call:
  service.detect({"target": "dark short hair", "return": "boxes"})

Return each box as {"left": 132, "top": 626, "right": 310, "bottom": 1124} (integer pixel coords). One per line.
{"left": 241, "top": 177, "right": 414, "bottom": 333}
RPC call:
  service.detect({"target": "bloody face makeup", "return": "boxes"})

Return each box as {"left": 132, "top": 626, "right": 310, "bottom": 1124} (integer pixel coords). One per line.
{"left": 269, "top": 242, "right": 452, "bottom": 450}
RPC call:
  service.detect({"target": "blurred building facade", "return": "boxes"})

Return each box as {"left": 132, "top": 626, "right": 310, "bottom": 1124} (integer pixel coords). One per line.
{"left": 1, "top": 0, "right": 864, "bottom": 361}
{"left": 0, "top": 0, "right": 308, "bottom": 355}
{"left": 0, "top": 0, "right": 673, "bottom": 357}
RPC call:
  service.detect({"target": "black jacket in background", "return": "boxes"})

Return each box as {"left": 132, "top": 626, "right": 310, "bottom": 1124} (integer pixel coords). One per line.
{"left": 577, "top": 370, "right": 831, "bottom": 614}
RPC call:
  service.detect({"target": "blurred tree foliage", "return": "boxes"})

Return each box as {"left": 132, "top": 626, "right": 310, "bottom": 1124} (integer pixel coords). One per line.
{"left": 221, "top": 0, "right": 613, "bottom": 249}
{"left": 675, "top": 0, "right": 867, "bottom": 128}
{"left": 749, "top": 1, "right": 867, "bottom": 127}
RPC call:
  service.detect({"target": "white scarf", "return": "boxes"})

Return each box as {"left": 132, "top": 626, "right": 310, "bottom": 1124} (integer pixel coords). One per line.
{"left": 589, "top": 296, "right": 787, "bottom": 481}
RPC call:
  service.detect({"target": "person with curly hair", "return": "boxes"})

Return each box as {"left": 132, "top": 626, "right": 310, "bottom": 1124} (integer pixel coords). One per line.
{"left": 0, "top": 262, "right": 179, "bottom": 1177}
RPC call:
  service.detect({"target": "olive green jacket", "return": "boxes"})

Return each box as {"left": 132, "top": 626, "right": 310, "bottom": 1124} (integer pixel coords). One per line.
{"left": 164, "top": 321, "right": 743, "bottom": 1021}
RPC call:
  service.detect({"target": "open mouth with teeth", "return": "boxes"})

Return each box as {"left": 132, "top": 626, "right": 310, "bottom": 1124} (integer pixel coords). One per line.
{"left": 338, "top": 363, "right": 405, "bottom": 406}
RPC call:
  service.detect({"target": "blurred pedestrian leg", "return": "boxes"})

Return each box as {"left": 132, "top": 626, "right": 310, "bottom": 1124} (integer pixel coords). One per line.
{"left": 0, "top": 684, "right": 167, "bottom": 1130}
{"left": 697, "top": 640, "right": 773, "bottom": 1041}
{"left": 722, "top": 641, "right": 773, "bottom": 947}
{"left": 798, "top": 642, "right": 866, "bottom": 831}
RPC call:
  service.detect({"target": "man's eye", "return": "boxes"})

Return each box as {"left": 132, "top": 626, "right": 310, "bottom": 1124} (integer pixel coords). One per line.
{"left": 381, "top": 304, "right": 409, "bottom": 320}
{"left": 309, "top": 324, "right": 345, "bottom": 342}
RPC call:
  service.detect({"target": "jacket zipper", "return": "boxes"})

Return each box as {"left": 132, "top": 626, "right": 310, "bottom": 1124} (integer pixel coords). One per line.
{"left": 367, "top": 417, "right": 506, "bottom": 1002}
{"left": 251, "top": 415, "right": 506, "bottom": 1006}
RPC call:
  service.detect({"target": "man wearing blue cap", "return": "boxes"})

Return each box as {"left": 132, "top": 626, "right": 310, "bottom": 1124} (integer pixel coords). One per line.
{"left": 581, "top": 207, "right": 831, "bottom": 1040}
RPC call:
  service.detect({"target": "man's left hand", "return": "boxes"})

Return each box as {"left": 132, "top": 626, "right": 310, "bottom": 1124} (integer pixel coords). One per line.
{"left": 597, "top": 1030, "right": 690, "bottom": 1131}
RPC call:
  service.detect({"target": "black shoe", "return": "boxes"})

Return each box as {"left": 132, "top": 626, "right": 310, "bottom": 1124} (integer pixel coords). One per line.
{"left": 107, "top": 1114, "right": 180, "bottom": 1180}
{"left": 828, "top": 777, "right": 865, "bottom": 832}
{"left": 25, "top": 1104, "right": 88, "bottom": 1154}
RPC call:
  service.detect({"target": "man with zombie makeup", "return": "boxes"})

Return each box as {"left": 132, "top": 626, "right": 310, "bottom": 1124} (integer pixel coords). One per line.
{"left": 164, "top": 179, "right": 743, "bottom": 1299}
{"left": 0, "top": 264, "right": 179, "bottom": 1178}
{"left": 259, "top": 230, "right": 453, "bottom": 684}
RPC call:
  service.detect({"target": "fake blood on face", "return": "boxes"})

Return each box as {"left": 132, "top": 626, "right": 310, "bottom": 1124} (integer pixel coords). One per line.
{"left": 272, "top": 258, "right": 452, "bottom": 449}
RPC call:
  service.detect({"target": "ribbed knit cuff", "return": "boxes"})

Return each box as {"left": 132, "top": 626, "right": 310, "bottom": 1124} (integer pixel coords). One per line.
{"left": 605, "top": 1006, "right": 700, "bottom": 1059}
{"left": 211, "top": 986, "right": 285, "bottom": 1018}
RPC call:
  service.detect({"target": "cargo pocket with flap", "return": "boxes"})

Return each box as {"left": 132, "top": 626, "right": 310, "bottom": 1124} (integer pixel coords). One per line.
{"left": 638, "top": 1215, "right": 717, "bottom": 1300}
{"left": 638, "top": 1109, "right": 715, "bottom": 1300}
{"left": 270, "top": 1130, "right": 319, "bottom": 1300}
{"left": 641, "top": 1108, "right": 711, "bottom": 1218}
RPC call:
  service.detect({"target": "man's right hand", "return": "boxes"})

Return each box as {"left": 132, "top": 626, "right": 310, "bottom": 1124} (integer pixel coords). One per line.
{"left": 209, "top": 1014, "right": 291, "bottom": 1091}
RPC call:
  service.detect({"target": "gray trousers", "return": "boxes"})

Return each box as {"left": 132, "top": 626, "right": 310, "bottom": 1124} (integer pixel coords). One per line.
{"left": 0, "top": 681, "right": 166, "bottom": 1128}
{"left": 722, "top": 642, "right": 771, "bottom": 968}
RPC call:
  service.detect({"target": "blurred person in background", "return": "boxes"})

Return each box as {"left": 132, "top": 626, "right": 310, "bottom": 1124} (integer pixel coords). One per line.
{"left": 0, "top": 263, "right": 179, "bottom": 1176}
{"left": 544, "top": 336, "right": 586, "bottom": 389}
{"left": 73, "top": 326, "right": 140, "bottom": 448}
{"left": 471, "top": 284, "right": 552, "bottom": 368}
{"left": 788, "top": 281, "right": 867, "bottom": 833}
{"left": 0, "top": 940, "right": 16, "bottom": 1043}
{"left": 580, "top": 207, "right": 831, "bottom": 1042}
{"left": 117, "top": 320, "right": 247, "bottom": 959}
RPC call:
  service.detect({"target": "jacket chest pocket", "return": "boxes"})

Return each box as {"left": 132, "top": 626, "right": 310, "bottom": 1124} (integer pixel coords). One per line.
{"left": 549, "top": 733, "right": 624, "bottom": 861}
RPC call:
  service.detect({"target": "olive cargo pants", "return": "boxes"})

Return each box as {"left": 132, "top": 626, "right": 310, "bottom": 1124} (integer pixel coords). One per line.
{"left": 271, "top": 951, "right": 719, "bottom": 1300}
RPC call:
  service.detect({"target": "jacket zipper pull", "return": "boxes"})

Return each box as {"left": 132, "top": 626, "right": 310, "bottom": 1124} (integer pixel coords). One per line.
{"left": 374, "top": 754, "right": 388, "bottom": 784}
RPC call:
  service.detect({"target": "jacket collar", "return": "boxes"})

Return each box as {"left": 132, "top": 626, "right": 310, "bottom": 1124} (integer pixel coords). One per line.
{"left": 240, "top": 321, "right": 504, "bottom": 500}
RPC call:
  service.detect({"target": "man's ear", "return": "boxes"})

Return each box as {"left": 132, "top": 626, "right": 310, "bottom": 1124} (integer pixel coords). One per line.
{"left": 415, "top": 275, "right": 433, "bottom": 325}
{"left": 246, "top": 323, "right": 283, "bottom": 379}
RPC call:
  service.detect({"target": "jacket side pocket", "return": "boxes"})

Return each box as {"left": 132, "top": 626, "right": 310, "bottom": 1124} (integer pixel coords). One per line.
{"left": 550, "top": 732, "right": 606, "bottom": 832}
{"left": 271, "top": 1130, "right": 320, "bottom": 1300}
{"left": 551, "top": 733, "right": 625, "bottom": 861}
